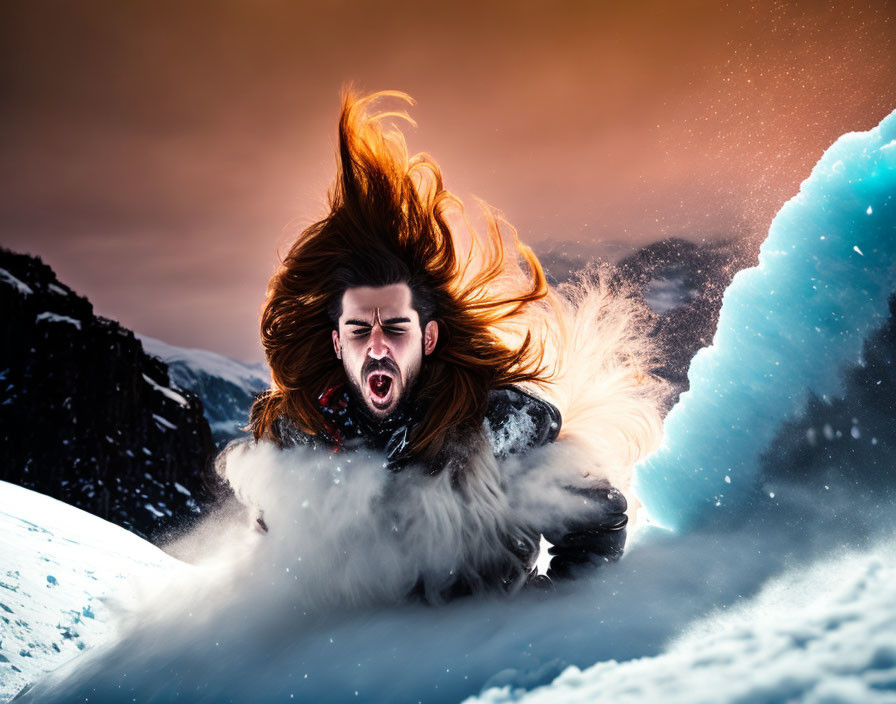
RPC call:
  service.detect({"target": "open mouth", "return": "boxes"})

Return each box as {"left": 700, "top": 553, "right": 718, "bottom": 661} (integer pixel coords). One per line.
{"left": 367, "top": 372, "right": 395, "bottom": 409}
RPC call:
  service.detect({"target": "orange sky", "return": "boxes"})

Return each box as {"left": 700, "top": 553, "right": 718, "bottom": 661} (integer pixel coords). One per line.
{"left": 2, "top": 0, "right": 894, "bottom": 362}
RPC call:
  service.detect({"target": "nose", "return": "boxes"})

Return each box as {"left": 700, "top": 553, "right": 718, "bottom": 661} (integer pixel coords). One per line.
{"left": 367, "top": 324, "right": 390, "bottom": 360}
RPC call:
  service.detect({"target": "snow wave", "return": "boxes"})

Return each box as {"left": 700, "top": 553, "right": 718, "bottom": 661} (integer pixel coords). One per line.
{"left": 635, "top": 108, "right": 896, "bottom": 531}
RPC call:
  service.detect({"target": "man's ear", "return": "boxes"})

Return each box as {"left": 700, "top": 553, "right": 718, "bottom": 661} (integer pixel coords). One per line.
{"left": 332, "top": 329, "right": 342, "bottom": 359}
{"left": 423, "top": 320, "right": 439, "bottom": 355}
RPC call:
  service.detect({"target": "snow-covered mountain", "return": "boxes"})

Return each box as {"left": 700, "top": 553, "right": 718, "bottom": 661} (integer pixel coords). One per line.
{"left": 0, "top": 249, "right": 216, "bottom": 540}
{"left": 138, "top": 335, "right": 269, "bottom": 448}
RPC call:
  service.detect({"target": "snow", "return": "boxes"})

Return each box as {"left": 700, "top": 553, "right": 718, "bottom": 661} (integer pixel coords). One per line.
{"left": 0, "top": 481, "right": 180, "bottom": 701}
{"left": 46, "top": 283, "right": 68, "bottom": 296}
{"left": 12, "top": 473, "right": 896, "bottom": 704}
{"left": 635, "top": 107, "right": 896, "bottom": 531}
{"left": 137, "top": 334, "right": 270, "bottom": 445}
{"left": 34, "top": 312, "right": 81, "bottom": 330}
{"left": 143, "top": 503, "right": 164, "bottom": 517}
{"left": 484, "top": 410, "right": 536, "bottom": 459}
{"left": 152, "top": 413, "right": 177, "bottom": 430}
{"left": 532, "top": 535, "right": 553, "bottom": 576}
{"left": 142, "top": 373, "right": 188, "bottom": 407}
{"left": 0, "top": 268, "right": 33, "bottom": 296}
{"left": 471, "top": 539, "right": 896, "bottom": 704}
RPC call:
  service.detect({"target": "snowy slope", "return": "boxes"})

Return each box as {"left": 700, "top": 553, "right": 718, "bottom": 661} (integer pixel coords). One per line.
{"left": 471, "top": 536, "right": 896, "bottom": 704}
{"left": 138, "top": 335, "right": 269, "bottom": 446}
{"left": 0, "top": 481, "right": 182, "bottom": 701}
{"left": 10, "top": 483, "right": 896, "bottom": 704}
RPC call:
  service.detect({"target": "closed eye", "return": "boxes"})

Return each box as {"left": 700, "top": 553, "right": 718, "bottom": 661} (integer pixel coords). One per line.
{"left": 348, "top": 326, "right": 407, "bottom": 337}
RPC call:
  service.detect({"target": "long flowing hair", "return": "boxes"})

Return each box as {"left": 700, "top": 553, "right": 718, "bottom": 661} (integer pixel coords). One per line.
{"left": 251, "top": 87, "right": 553, "bottom": 461}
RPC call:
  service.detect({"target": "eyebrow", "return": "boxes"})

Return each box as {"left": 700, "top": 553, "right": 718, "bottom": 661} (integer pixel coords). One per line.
{"left": 344, "top": 317, "right": 411, "bottom": 326}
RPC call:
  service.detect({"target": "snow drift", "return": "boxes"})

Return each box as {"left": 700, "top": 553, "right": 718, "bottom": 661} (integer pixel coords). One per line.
{"left": 471, "top": 535, "right": 896, "bottom": 704}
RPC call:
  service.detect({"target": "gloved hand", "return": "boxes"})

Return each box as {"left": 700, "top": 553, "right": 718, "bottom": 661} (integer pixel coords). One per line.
{"left": 543, "top": 484, "right": 627, "bottom": 581}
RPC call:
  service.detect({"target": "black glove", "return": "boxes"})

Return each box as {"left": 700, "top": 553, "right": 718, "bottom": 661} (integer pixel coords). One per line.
{"left": 544, "top": 485, "right": 627, "bottom": 581}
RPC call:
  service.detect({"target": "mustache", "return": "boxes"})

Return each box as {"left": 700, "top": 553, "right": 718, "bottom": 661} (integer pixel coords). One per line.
{"left": 362, "top": 356, "right": 399, "bottom": 378}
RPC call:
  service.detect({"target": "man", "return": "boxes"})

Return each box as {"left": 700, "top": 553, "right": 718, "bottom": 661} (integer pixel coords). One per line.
{"left": 238, "top": 88, "right": 639, "bottom": 602}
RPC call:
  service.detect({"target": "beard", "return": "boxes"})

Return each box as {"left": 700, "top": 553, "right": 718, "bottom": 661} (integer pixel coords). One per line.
{"left": 343, "top": 356, "right": 422, "bottom": 429}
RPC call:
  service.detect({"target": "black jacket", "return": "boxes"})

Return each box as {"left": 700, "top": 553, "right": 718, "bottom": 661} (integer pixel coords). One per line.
{"left": 483, "top": 386, "right": 627, "bottom": 585}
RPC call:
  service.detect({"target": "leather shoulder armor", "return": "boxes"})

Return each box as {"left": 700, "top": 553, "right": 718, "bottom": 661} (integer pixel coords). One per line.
{"left": 484, "top": 386, "right": 562, "bottom": 459}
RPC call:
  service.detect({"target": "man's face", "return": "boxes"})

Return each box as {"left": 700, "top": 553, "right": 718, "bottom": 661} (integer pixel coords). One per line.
{"left": 332, "top": 283, "right": 438, "bottom": 421}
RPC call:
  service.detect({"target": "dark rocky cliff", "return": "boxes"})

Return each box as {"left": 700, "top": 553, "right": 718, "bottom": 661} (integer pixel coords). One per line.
{"left": 1, "top": 248, "right": 216, "bottom": 541}
{"left": 138, "top": 334, "right": 268, "bottom": 449}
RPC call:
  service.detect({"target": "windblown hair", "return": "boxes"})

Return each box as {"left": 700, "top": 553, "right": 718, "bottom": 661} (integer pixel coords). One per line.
{"left": 252, "top": 88, "right": 553, "bottom": 460}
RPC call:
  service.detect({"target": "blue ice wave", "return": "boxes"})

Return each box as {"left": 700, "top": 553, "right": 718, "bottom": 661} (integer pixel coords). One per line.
{"left": 634, "top": 109, "right": 896, "bottom": 531}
